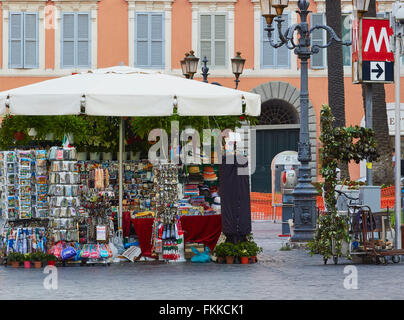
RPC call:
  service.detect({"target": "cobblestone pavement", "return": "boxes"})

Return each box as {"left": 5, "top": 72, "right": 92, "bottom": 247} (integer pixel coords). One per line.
{"left": 0, "top": 221, "right": 403, "bottom": 300}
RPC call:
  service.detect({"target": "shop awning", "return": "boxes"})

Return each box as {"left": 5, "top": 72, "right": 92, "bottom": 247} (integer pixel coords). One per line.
{"left": 0, "top": 66, "right": 261, "bottom": 117}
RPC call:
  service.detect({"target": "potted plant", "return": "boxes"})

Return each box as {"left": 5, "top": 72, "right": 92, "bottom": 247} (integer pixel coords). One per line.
{"left": 23, "top": 253, "right": 32, "bottom": 268}
{"left": 31, "top": 252, "right": 44, "bottom": 269}
{"left": 46, "top": 254, "right": 58, "bottom": 266}
{"left": 7, "top": 252, "right": 22, "bottom": 268}
{"left": 213, "top": 243, "right": 225, "bottom": 264}
{"left": 247, "top": 241, "right": 262, "bottom": 263}
{"left": 237, "top": 242, "right": 250, "bottom": 264}
{"left": 223, "top": 242, "right": 236, "bottom": 264}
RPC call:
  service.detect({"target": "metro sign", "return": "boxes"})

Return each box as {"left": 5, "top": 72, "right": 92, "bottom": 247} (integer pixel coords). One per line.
{"left": 352, "top": 18, "right": 394, "bottom": 84}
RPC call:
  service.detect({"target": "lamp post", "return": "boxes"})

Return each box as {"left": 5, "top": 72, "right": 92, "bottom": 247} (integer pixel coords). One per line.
{"left": 260, "top": 0, "right": 351, "bottom": 241}
{"left": 181, "top": 53, "right": 190, "bottom": 79}
{"left": 231, "top": 52, "right": 246, "bottom": 89}
{"left": 352, "top": 0, "right": 371, "bottom": 18}
{"left": 184, "top": 50, "right": 199, "bottom": 79}
{"left": 391, "top": 0, "right": 404, "bottom": 249}
{"left": 201, "top": 56, "right": 210, "bottom": 83}
{"left": 180, "top": 51, "right": 245, "bottom": 88}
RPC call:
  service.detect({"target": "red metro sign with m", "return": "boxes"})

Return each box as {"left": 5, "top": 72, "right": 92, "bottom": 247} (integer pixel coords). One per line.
{"left": 361, "top": 18, "right": 394, "bottom": 62}
{"left": 352, "top": 18, "right": 394, "bottom": 84}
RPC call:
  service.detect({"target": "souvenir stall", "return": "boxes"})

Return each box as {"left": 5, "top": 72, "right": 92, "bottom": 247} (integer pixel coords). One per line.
{"left": 0, "top": 66, "right": 261, "bottom": 264}
{"left": 0, "top": 150, "right": 49, "bottom": 257}
{"left": 130, "top": 162, "right": 222, "bottom": 261}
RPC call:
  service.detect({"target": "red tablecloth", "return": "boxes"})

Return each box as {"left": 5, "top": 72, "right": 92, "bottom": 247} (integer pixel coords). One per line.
{"left": 130, "top": 215, "right": 222, "bottom": 258}
{"left": 112, "top": 211, "right": 132, "bottom": 238}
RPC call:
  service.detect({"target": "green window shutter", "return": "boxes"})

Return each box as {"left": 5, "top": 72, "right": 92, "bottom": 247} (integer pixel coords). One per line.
{"left": 9, "top": 12, "right": 23, "bottom": 68}
{"left": 23, "top": 13, "right": 38, "bottom": 68}
{"left": 311, "top": 13, "right": 325, "bottom": 69}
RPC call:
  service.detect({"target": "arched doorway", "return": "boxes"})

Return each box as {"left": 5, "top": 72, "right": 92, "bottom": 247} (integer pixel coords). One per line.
{"left": 258, "top": 99, "right": 300, "bottom": 125}
{"left": 249, "top": 81, "right": 317, "bottom": 193}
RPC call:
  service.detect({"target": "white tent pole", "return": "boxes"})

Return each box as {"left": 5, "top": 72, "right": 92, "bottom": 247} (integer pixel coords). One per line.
{"left": 119, "top": 117, "right": 124, "bottom": 239}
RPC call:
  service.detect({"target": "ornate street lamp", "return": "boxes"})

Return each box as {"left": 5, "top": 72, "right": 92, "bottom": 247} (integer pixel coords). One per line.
{"left": 181, "top": 53, "right": 190, "bottom": 79}
{"left": 261, "top": 0, "right": 351, "bottom": 241}
{"left": 231, "top": 52, "right": 246, "bottom": 89}
{"left": 260, "top": 0, "right": 278, "bottom": 25}
{"left": 201, "top": 56, "right": 210, "bottom": 83}
{"left": 184, "top": 50, "right": 199, "bottom": 79}
{"left": 352, "top": 0, "right": 370, "bottom": 18}
{"left": 271, "top": 0, "right": 289, "bottom": 16}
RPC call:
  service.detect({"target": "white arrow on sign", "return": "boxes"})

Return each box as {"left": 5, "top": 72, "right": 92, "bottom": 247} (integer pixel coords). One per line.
{"left": 370, "top": 61, "right": 385, "bottom": 81}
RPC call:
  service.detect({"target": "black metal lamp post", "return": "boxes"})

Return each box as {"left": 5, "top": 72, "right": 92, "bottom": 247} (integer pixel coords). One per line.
{"left": 260, "top": 0, "right": 351, "bottom": 241}
{"left": 231, "top": 52, "right": 246, "bottom": 89}
{"left": 181, "top": 53, "right": 190, "bottom": 79}
{"left": 184, "top": 50, "right": 199, "bottom": 79}
{"left": 180, "top": 51, "right": 245, "bottom": 89}
{"left": 201, "top": 56, "right": 210, "bottom": 83}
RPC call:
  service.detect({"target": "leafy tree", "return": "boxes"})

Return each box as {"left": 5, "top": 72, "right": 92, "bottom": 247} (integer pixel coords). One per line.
{"left": 325, "top": 0, "right": 350, "bottom": 180}
{"left": 308, "top": 105, "right": 379, "bottom": 262}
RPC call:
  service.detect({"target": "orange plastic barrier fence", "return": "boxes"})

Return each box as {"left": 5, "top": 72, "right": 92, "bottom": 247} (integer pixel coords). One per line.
{"left": 381, "top": 186, "right": 395, "bottom": 197}
{"left": 250, "top": 187, "right": 394, "bottom": 221}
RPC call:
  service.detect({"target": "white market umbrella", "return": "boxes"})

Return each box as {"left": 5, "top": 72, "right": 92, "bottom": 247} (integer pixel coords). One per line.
{"left": 0, "top": 66, "right": 261, "bottom": 238}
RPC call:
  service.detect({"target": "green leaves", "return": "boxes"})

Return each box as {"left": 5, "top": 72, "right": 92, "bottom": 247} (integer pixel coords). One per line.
{"left": 309, "top": 104, "right": 379, "bottom": 260}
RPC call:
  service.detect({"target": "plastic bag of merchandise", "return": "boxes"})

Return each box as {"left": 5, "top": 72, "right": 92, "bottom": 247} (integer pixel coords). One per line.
{"left": 89, "top": 244, "right": 100, "bottom": 259}
{"left": 108, "top": 242, "right": 118, "bottom": 258}
{"left": 51, "top": 242, "right": 64, "bottom": 259}
{"left": 106, "top": 244, "right": 113, "bottom": 258}
{"left": 99, "top": 244, "right": 109, "bottom": 258}
{"left": 73, "top": 243, "right": 82, "bottom": 261}
{"left": 190, "top": 246, "right": 211, "bottom": 263}
{"left": 80, "top": 244, "right": 90, "bottom": 258}
{"left": 61, "top": 245, "right": 76, "bottom": 260}
{"left": 112, "top": 232, "right": 125, "bottom": 254}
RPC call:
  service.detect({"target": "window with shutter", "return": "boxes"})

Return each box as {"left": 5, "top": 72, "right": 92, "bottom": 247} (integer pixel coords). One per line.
{"left": 9, "top": 12, "right": 38, "bottom": 69}
{"left": 261, "top": 14, "right": 290, "bottom": 68}
{"left": 61, "top": 12, "right": 91, "bottom": 68}
{"left": 199, "top": 13, "right": 227, "bottom": 68}
{"left": 310, "top": 13, "right": 325, "bottom": 69}
{"left": 135, "top": 12, "right": 164, "bottom": 68}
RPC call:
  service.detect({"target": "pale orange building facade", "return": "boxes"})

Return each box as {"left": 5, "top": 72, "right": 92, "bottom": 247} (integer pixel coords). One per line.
{"left": 0, "top": 0, "right": 403, "bottom": 192}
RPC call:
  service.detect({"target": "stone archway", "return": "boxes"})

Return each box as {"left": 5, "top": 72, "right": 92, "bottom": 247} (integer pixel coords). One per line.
{"left": 250, "top": 81, "right": 317, "bottom": 181}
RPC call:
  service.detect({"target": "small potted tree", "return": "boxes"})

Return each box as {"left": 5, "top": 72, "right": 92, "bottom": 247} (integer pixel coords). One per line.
{"left": 223, "top": 242, "right": 236, "bottom": 264}
{"left": 7, "top": 252, "right": 22, "bottom": 268}
{"left": 237, "top": 243, "right": 250, "bottom": 264}
{"left": 213, "top": 243, "right": 225, "bottom": 264}
{"left": 248, "top": 241, "right": 262, "bottom": 263}
{"left": 31, "top": 252, "right": 44, "bottom": 269}
{"left": 23, "top": 253, "right": 32, "bottom": 269}
{"left": 46, "top": 254, "right": 58, "bottom": 266}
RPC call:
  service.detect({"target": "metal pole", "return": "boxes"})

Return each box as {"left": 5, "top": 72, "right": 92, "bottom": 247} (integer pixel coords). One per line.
{"left": 365, "top": 83, "right": 373, "bottom": 186}
{"left": 394, "top": 28, "right": 402, "bottom": 249}
{"left": 118, "top": 118, "right": 124, "bottom": 239}
{"left": 291, "top": 47, "right": 318, "bottom": 241}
